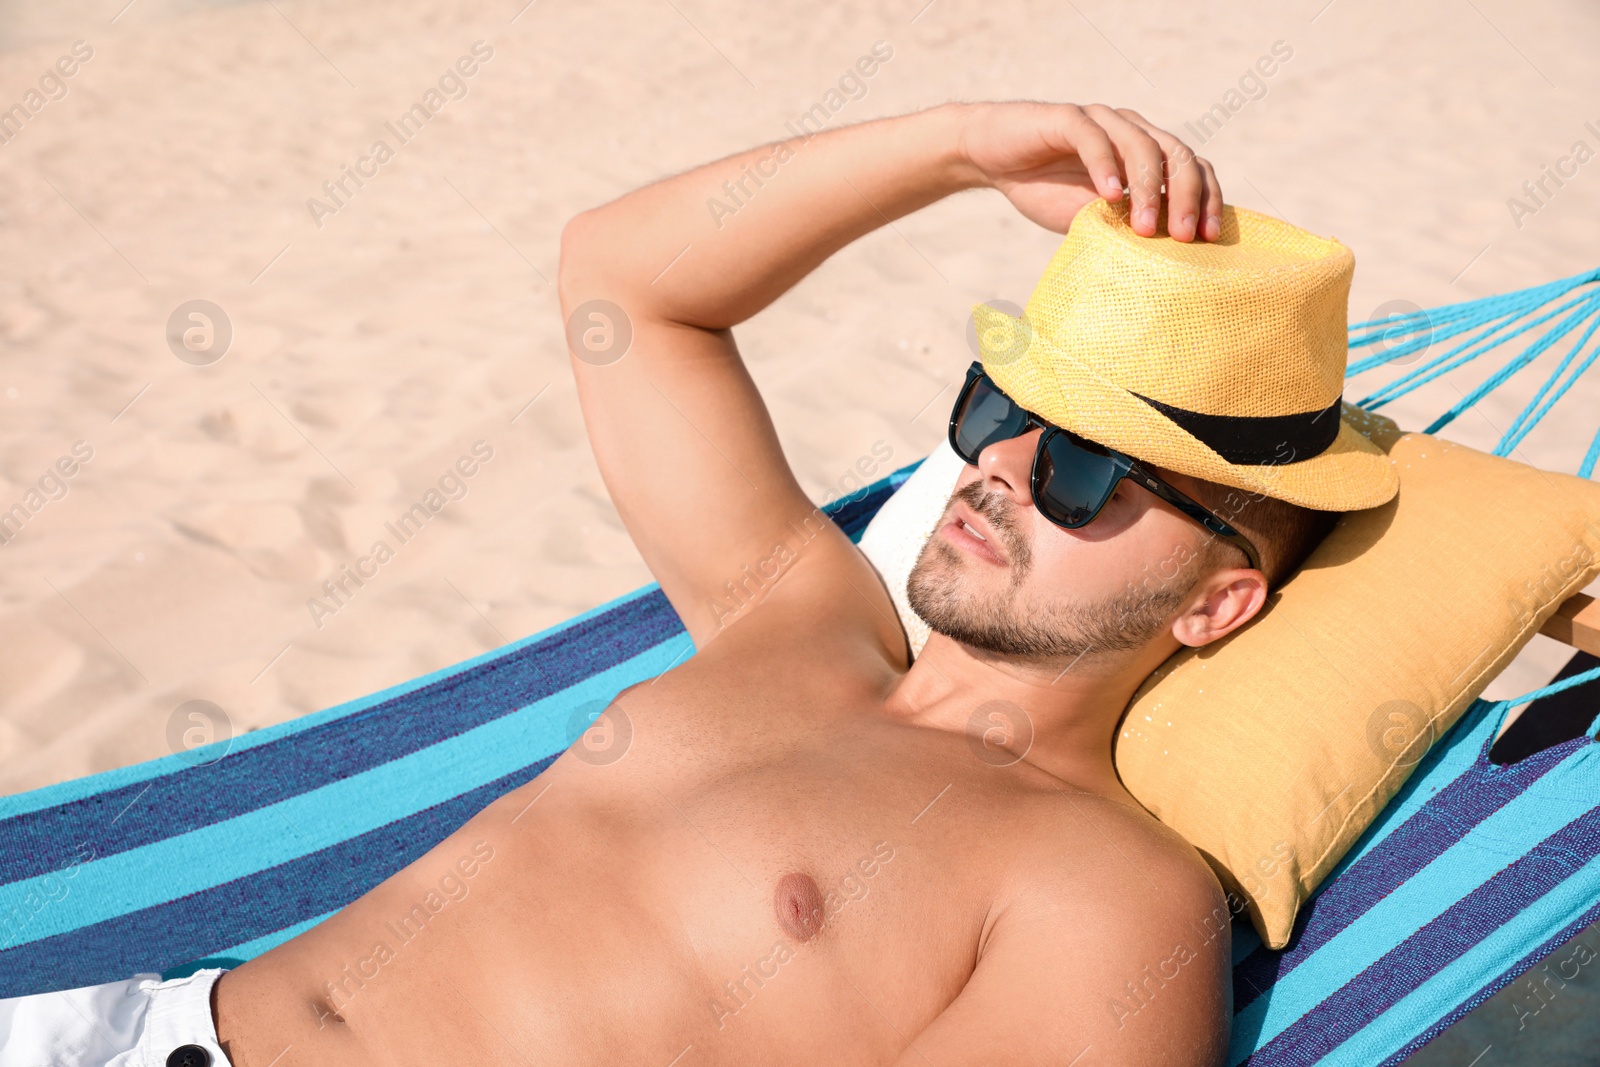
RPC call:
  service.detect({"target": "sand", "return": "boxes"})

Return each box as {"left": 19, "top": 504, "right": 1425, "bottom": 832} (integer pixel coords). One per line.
{"left": 2, "top": 0, "right": 1599, "bottom": 800}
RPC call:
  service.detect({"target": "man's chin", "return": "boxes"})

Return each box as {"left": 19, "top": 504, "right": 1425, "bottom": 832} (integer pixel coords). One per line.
{"left": 906, "top": 544, "right": 1035, "bottom": 657}
{"left": 906, "top": 537, "right": 973, "bottom": 611}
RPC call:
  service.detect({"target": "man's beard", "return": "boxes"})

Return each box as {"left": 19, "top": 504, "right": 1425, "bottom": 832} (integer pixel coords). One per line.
{"left": 905, "top": 480, "right": 1200, "bottom": 662}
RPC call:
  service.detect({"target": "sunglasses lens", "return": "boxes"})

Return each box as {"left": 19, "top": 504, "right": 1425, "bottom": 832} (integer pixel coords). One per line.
{"left": 953, "top": 377, "right": 1031, "bottom": 461}
{"left": 1035, "top": 431, "right": 1122, "bottom": 527}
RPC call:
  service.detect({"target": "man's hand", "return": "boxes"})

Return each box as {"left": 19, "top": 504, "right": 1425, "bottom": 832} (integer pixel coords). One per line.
{"left": 959, "top": 101, "right": 1223, "bottom": 241}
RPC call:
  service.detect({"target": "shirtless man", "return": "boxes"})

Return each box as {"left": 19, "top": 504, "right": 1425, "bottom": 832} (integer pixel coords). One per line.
{"left": 198, "top": 101, "right": 1333, "bottom": 1066}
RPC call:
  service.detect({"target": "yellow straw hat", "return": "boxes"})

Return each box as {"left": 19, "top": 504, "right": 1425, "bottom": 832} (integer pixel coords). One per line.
{"left": 971, "top": 198, "right": 1399, "bottom": 511}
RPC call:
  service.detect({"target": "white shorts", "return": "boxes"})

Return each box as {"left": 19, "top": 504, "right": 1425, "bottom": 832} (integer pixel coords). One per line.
{"left": 0, "top": 969, "right": 232, "bottom": 1067}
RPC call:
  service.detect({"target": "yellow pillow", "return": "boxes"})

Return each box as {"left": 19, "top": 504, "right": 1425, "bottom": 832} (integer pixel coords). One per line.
{"left": 1116, "top": 412, "right": 1600, "bottom": 947}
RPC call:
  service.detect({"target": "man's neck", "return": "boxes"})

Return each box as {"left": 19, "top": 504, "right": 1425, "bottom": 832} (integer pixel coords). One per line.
{"left": 881, "top": 632, "right": 1180, "bottom": 800}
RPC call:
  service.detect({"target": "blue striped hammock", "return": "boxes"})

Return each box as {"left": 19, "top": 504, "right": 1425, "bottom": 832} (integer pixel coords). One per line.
{"left": 5, "top": 267, "right": 1600, "bottom": 1066}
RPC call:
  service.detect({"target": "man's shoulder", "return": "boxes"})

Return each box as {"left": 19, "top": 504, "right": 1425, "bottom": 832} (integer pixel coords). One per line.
{"left": 957, "top": 791, "right": 1233, "bottom": 1065}
{"left": 1008, "top": 789, "right": 1230, "bottom": 941}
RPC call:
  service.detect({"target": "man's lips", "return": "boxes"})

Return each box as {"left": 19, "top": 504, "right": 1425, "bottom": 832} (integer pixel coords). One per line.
{"left": 940, "top": 501, "right": 1007, "bottom": 565}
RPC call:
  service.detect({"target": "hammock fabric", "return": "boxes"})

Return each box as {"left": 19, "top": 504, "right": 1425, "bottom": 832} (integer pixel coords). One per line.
{"left": 4, "top": 267, "right": 1600, "bottom": 1067}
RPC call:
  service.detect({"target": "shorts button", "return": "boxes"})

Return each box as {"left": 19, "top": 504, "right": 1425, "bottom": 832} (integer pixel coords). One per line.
{"left": 166, "top": 1045, "right": 212, "bottom": 1067}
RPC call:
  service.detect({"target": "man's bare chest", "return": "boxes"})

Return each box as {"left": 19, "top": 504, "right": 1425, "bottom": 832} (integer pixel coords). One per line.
{"left": 506, "top": 664, "right": 1002, "bottom": 930}
{"left": 226, "top": 655, "right": 1094, "bottom": 1067}
{"left": 458, "top": 673, "right": 1013, "bottom": 1029}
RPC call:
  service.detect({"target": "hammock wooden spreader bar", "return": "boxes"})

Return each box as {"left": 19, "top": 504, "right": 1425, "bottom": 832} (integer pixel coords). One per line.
{"left": 1543, "top": 592, "right": 1600, "bottom": 656}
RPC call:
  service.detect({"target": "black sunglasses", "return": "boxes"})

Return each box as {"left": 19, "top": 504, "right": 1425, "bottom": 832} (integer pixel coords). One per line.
{"left": 947, "top": 362, "right": 1263, "bottom": 574}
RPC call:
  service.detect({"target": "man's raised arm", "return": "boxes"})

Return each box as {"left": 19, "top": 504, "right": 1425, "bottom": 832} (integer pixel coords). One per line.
{"left": 557, "top": 100, "right": 1220, "bottom": 644}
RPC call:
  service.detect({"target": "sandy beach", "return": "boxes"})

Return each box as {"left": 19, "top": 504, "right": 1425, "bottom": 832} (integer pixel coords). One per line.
{"left": 2, "top": 0, "right": 1598, "bottom": 800}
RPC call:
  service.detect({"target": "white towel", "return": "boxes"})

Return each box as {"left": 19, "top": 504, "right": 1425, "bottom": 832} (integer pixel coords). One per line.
{"left": 856, "top": 440, "right": 965, "bottom": 659}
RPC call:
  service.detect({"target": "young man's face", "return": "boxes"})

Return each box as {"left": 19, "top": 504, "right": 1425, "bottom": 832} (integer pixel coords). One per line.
{"left": 906, "top": 427, "right": 1221, "bottom": 662}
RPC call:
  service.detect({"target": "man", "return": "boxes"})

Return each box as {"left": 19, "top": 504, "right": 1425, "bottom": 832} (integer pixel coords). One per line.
{"left": 7, "top": 100, "right": 1399, "bottom": 1067}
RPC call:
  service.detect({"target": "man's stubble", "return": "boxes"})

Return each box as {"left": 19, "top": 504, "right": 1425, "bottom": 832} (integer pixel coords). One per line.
{"left": 905, "top": 481, "right": 1200, "bottom": 662}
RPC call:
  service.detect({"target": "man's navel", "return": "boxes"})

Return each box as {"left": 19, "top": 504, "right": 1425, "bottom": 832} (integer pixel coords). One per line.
{"left": 774, "top": 872, "right": 826, "bottom": 942}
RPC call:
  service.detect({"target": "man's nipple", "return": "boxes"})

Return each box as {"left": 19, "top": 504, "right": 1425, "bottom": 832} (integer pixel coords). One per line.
{"left": 774, "top": 872, "right": 826, "bottom": 942}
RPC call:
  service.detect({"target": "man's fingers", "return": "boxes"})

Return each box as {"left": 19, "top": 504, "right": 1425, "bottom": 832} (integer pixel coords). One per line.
{"left": 1082, "top": 104, "right": 1165, "bottom": 236}
{"left": 1053, "top": 106, "right": 1126, "bottom": 202}
{"left": 1194, "top": 156, "right": 1223, "bottom": 241}
{"left": 990, "top": 102, "right": 1223, "bottom": 238}
{"left": 1117, "top": 110, "right": 1214, "bottom": 242}
{"left": 1121, "top": 110, "right": 1202, "bottom": 240}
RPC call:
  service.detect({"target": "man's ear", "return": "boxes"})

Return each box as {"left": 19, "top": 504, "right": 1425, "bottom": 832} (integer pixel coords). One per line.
{"left": 1171, "top": 569, "right": 1269, "bottom": 648}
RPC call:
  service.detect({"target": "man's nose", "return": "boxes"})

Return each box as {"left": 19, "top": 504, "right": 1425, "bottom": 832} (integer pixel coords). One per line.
{"left": 977, "top": 429, "right": 1040, "bottom": 509}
